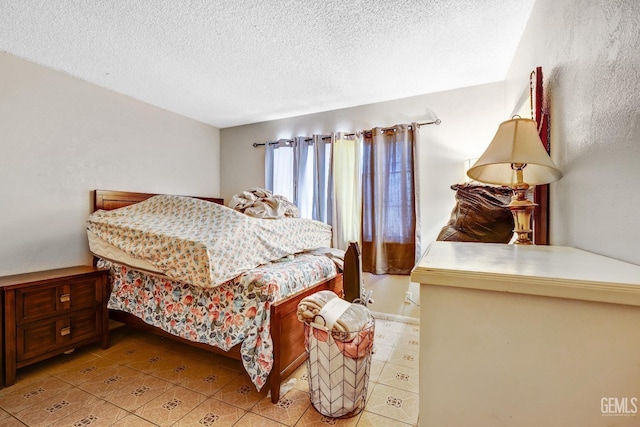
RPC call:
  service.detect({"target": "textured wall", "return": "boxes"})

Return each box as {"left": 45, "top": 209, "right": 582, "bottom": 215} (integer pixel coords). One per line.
{"left": 506, "top": 0, "right": 640, "bottom": 264}
{"left": 220, "top": 83, "right": 507, "bottom": 250}
{"left": 0, "top": 53, "right": 220, "bottom": 276}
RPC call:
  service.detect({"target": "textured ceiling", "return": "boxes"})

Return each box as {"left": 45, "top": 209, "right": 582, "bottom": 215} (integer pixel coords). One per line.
{"left": 0, "top": 0, "right": 535, "bottom": 128}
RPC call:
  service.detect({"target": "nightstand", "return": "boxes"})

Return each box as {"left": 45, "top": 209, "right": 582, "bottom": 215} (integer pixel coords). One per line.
{"left": 0, "top": 266, "right": 110, "bottom": 387}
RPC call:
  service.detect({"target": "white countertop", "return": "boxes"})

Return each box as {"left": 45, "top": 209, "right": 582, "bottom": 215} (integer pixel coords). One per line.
{"left": 411, "top": 241, "right": 640, "bottom": 306}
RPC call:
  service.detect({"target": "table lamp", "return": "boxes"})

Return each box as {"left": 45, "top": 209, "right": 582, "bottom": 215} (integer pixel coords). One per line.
{"left": 466, "top": 117, "right": 562, "bottom": 244}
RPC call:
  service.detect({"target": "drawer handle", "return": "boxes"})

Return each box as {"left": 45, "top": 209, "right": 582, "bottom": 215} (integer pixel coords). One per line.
{"left": 59, "top": 293, "right": 71, "bottom": 303}
{"left": 60, "top": 327, "right": 71, "bottom": 336}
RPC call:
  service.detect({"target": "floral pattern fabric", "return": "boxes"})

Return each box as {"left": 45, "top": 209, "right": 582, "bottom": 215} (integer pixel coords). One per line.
{"left": 88, "top": 195, "right": 332, "bottom": 288}
{"left": 100, "top": 252, "right": 337, "bottom": 391}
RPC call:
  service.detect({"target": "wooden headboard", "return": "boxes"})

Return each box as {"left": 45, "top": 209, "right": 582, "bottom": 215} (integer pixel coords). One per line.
{"left": 93, "top": 190, "right": 224, "bottom": 212}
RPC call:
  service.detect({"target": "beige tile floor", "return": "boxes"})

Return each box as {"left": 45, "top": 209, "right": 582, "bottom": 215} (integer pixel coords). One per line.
{"left": 0, "top": 318, "right": 419, "bottom": 426}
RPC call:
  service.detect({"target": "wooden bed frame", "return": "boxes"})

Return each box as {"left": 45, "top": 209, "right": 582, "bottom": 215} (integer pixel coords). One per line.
{"left": 92, "top": 190, "right": 344, "bottom": 403}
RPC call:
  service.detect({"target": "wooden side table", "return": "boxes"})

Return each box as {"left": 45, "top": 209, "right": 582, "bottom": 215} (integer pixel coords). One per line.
{"left": 0, "top": 266, "right": 110, "bottom": 387}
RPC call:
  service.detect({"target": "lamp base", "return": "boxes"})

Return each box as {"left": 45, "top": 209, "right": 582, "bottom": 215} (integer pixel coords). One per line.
{"left": 509, "top": 195, "right": 537, "bottom": 245}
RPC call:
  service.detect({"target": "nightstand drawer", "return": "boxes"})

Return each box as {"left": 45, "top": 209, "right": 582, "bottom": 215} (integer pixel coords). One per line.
{"left": 16, "top": 277, "right": 99, "bottom": 323}
{"left": 17, "top": 308, "right": 101, "bottom": 363}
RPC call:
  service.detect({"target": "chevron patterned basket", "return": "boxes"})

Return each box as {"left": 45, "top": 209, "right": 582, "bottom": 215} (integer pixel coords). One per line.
{"left": 304, "top": 313, "right": 375, "bottom": 418}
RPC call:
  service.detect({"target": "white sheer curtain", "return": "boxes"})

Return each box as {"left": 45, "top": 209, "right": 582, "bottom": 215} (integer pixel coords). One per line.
{"left": 332, "top": 133, "right": 362, "bottom": 250}
{"left": 265, "top": 139, "right": 295, "bottom": 203}
{"left": 294, "top": 136, "right": 314, "bottom": 219}
{"left": 266, "top": 135, "right": 334, "bottom": 223}
{"left": 293, "top": 135, "right": 333, "bottom": 222}
{"left": 312, "top": 135, "right": 333, "bottom": 224}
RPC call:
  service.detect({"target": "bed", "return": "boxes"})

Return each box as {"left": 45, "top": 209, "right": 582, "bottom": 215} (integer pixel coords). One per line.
{"left": 89, "top": 190, "right": 345, "bottom": 403}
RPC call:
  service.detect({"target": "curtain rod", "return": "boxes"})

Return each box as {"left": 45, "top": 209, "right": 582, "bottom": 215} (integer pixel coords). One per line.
{"left": 253, "top": 140, "right": 290, "bottom": 148}
{"left": 252, "top": 118, "right": 441, "bottom": 147}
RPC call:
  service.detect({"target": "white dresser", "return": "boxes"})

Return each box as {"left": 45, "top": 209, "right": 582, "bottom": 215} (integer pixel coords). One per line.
{"left": 411, "top": 241, "right": 640, "bottom": 427}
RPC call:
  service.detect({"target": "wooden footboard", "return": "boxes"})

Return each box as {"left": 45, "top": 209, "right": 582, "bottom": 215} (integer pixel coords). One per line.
{"left": 269, "top": 273, "right": 343, "bottom": 402}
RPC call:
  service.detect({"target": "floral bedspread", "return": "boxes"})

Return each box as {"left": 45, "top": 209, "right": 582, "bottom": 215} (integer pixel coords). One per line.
{"left": 88, "top": 195, "right": 332, "bottom": 288}
{"left": 100, "top": 252, "right": 338, "bottom": 391}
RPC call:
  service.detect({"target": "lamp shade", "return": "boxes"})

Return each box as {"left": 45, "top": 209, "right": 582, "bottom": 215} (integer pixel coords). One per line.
{"left": 466, "top": 118, "right": 562, "bottom": 186}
